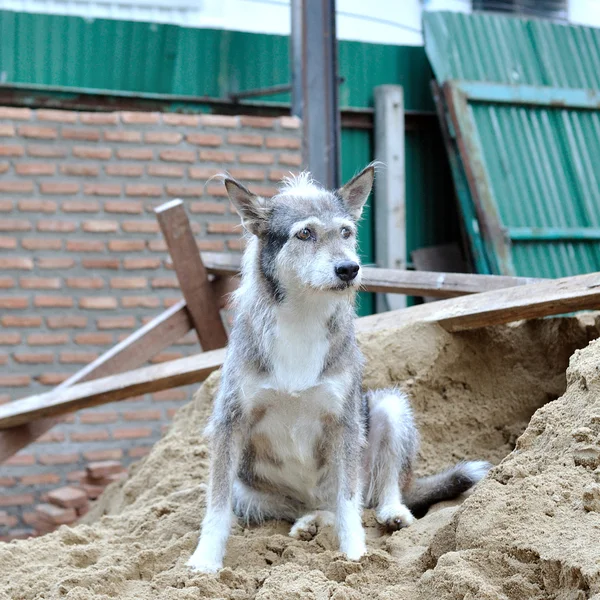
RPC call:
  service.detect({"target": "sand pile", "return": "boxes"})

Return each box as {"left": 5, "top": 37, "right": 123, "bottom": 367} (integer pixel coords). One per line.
{"left": 1, "top": 316, "right": 598, "bottom": 599}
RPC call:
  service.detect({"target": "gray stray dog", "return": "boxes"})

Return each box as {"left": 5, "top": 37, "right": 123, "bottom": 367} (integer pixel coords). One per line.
{"left": 187, "top": 165, "right": 490, "bottom": 572}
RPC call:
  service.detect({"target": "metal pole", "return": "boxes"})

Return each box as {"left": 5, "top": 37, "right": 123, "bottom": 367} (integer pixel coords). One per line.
{"left": 291, "top": 0, "right": 340, "bottom": 189}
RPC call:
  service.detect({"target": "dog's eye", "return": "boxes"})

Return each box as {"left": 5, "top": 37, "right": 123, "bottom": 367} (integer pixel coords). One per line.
{"left": 296, "top": 228, "right": 312, "bottom": 241}
{"left": 340, "top": 227, "right": 352, "bottom": 239}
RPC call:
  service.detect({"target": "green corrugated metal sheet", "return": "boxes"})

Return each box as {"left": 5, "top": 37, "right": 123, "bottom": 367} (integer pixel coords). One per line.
{"left": 424, "top": 11, "right": 600, "bottom": 278}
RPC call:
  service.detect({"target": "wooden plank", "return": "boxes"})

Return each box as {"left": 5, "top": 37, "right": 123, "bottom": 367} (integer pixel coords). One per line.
{"left": 155, "top": 199, "right": 228, "bottom": 350}
{"left": 356, "top": 270, "right": 600, "bottom": 334}
{"left": 0, "top": 349, "right": 227, "bottom": 429}
{"left": 0, "top": 301, "right": 193, "bottom": 463}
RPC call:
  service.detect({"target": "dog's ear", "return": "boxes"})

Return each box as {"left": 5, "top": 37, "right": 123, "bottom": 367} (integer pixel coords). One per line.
{"left": 224, "top": 178, "right": 269, "bottom": 236}
{"left": 337, "top": 164, "right": 375, "bottom": 220}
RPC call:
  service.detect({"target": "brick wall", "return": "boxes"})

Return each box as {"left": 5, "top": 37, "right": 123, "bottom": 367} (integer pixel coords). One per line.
{"left": 0, "top": 107, "right": 301, "bottom": 538}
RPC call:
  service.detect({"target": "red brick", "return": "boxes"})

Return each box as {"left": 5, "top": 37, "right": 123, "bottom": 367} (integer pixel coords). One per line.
{"left": 108, "top": 239, "right": 145, "bottom": 252}
{"left": 0, "top": 161, "right": 8, "bottom": 174}
{"left": 73, "top": 146, "right": 112, "bottom": 160}
{"left": 189, "top": 201, "right": 226, "bottom": 214}
{"left": 40, "top": 182, "right": 80, "bottom": 195}
{"left": 120, "top": 296, "right": 160, "bottom": 308}
{"left": 113, "top": 427, "right": 152, "bottom": 440}
{"left": 36, "top": 373, "right": 69, "bottom": 385}
{"left": 144, "top": 131, "right": 183, "bottom": 145}
{"left": 46, "top": 315, "right": 87, "bottom": 329}
{"left": 0, "top": 477, "right": 16, "bottom": 488}
{"left": 151, "top": 277, "right": 179, "bottom": 289}
{"left": 80, "top": 112, "right": 119, "bottom": 125}
{"left": 266, "top": 136, "right": 301, "bottom": 149}
{"left": 62, "top": 127, "right": 100, "bottom": 141}
{"left": 104, "top": 164, "right": 144, "bottom": 178}
{"left": 33, "top": 295, "right": 75, "bottom": 308}
{"left": 38, "top": 431, "right": 65, "bottom": 443}
{"left": 82, "top": 220, "right": 119, "bottom": 233}
{"left": 0, "top": 236, "right": 15, "bottom": 250}
{"left": 37, "top": 220, "right": 76, "bottom": 233}
{"left": 240, "top": 116, "right": 275, "bottom": 128}
{"left": 0, "top": 199, "right": 13, "bottom": 211}
{"left": 18, "top": 199, "right": 57, "bottom": 212}
{"left": 251, "top": 185, "right": 278, "bottom": 196}
{"left": 116, "top": 148, "right": 153, "bottom": 160}
{"left": 0, "top": 219, "right": 31, "bottom": 231}
{"left": 37, "top": 257, "right": 74, "bottom": 269}
{"left": 66, "top": 240, "right": 105, "bottom": 252}
{"left": 70, "top": 429, "right": 109, "bottom": 442}
{"left": 227, "top": 239, "right": 244, "bottom": 251}
{"left": 123, "top": 258, "right": 161, "bottom": 270}
{"left": 147, "top": 239, "right": 167, "bottom": 252}
{"left": 79, "top": 297, "right": 118, "bottom": 310}
{"left": 0, "top": 375, "right": 31, "bottom": 387}
{"left": 166, "top": 408, "right": 179, "bottom": 419}
{"left": 97, "top": 316, "right": 136, "bottom": 329}
{"left": 239, "top": 152, "right": 275, "bottom": 165}
{"left": 205, "top": 184, "right": 228, "bottom": 197}
{"left": 15, "top": 163, "right": 56, "bottom": 176}
{"left": 66, "top": 277, "right": 104, "bottom": 289}
{"left": 199, "top": 149, "right": 235, "bottom": 162}
{"left": 28, "top": 332, "right": 69, "bottom": 345}
{"left": 0, "top": 180, "right": 34, "bottom": 193}
{"left": 66, "top": 470, "right": 86, "bottom": 482}
{"left": 0, "top": 144, "right": 24, "bottom": 157}
{"left": 80, "top": 411, "right": 118, "bottom": 424}
{"left": 20, "top": 473, "right": 61, "bottom": 486}
{"left": 28, "top": 145, "right": 68, "bottom": 158}
{"left": 1, "top": 315, "right": 42, "bottom": 327}
{"left": 0, "top": 125, "right": 16, "bottom": 137}
{"left": 84, "top": 183, "right": 121, "bottom": 196}
{"left": 122, "top": 409, "right": 161, "bottom": 421}
{"left": 36, "top": 109, "right": 77, "bottom": 123}
{"left": 198, "top": 114, "right": 239, "bottom": 128}
{"left": 60, "top": 163, "right": 99, "bottom": 177}
{"left": 279, "top": 153, "right": 302, "bottom": 166}
{"left": 14, "top": 352, "right": 53, "bottom": 364}
{"left": 121, "top": 221, "right": 159, "bottom": 233}
{"left": 0, "top": 493, "right": 35, "bottom": 507}
{"left": 120, "top": 111, "right": 159, "bottom": 124}
{"left": 47, "top": 487, "right": 88, "bottom": 510}
{"left": 82, "top": 258, "right": 120, "bottom": 270}
{"left": 19, "top": 125, "right": 57, "bottom": 139}
{"left": 4, "top": 454, "right": 35, "bottom": 466}
{"left": 0, "top": 296, "right": 28, "bottom": 309}
{"left": 0, "top": 332, "right": 21, "bottom": 344}
{"left": 228, "top": 133, "right": 263, "bottom": 147}
{"left": 129, "top": 446, "right": 152, "bottom": 458}
{"left": 124, "top": 184, "right": 162, "bottom": 198}
{"left": 60, "top": 351, "right": 98, "bottom": 364}
{"left": 207, "top": 222, "right": 240, "bottom": 234}
{"left": 36, "top": 503, "right": 77, "bottom": 524}
{"left": 0, "top": 276, "right": 15, "bottom": 288}
{"left": 228, "top": 167, "right": 265, "bottom": 181}
{"left": 159, "top": 149, "right": 195, "bottom": 163}
{"left": 269, "top": 168, "right": 299, "bottom": 181}
{"left": 104, "top": 130, "right": 142, "bottom": 143}
{"left": 62, "top": 199, "right": 100, "bottom": 213}
{"left": 75, "top": 332, "right": 113, "bottom": 345}
{"left": 20, "top": 277, "right": 61, "bottom": 289}
{"left": 79, "top": 482, "right": 105, "bottom": 499}
{"left": 86, "top": 460, "right": 123, "bottom": 478}
{"left": 162, "top": 114, "right": 199, "bottom": 126}
{"left": 188, "top": 166, "right": 220, "bottom": 180}
{"left": 110, "top": 277, "right": 147, "bottom": 289}
{"left": 0, "top": 107, "right": 31, "bottom": 120}
{"left": 147, "top": 164, "right": 185, "bottom": 178}
{"left": 279, "top": 116, "right": 301, "bottom": 129}
{"left": 186, "top": 133, "right": 222, "bottom": 146}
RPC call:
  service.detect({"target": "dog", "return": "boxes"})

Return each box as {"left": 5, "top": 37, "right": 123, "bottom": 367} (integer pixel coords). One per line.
{"left": 187, "top": 164, "right": 490, "bottom": 573}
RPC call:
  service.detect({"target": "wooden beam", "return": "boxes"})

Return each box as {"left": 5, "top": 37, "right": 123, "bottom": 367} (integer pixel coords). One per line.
{"left": 0, "top": 301, "right": 193, "bottom": 463}
{"left": 0, "top": 349, "right": 227, "bottom": 429}
{"left": 156, "top": 200, "right": 228, "bottom": 350}
{"left": 4, "top": 270, "right": 600, "bottom": 432}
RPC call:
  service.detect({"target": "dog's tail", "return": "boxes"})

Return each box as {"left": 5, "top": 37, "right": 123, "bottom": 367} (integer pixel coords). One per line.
{"left": 403, "top": 460, "right": 491, "bottom": 518}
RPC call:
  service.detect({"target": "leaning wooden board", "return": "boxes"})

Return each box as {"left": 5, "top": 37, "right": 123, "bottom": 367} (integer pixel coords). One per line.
{"left": 3, "top": 270, "right": 600, "bottom": 431}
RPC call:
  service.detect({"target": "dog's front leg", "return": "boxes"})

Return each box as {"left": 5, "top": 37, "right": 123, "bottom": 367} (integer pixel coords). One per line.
{"left": 334, "top": 417, "right": 366, "bottom": 561}
{"left": 187, "top": 414, "right": 238, "bottom": 573}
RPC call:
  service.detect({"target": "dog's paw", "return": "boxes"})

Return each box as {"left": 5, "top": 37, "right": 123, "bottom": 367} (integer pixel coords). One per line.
{"left": 341, "top": 538, "right": 366, "bottom": 561}
{"left": 186, "top": 551, "right": 222, "bottom": 574}
{"left": 289, "top": 511, "right": 334, "bottom": 541}
{"left": 376, "top": 504, "right": 415, "bottom": 531}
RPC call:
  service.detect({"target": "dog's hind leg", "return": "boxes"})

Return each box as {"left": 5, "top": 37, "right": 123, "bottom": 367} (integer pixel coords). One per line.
{"left": 363, "top": 389, "right": 419, "bottom": 530}
{"left": 289, "top": 510, "right": 335, "bottom": 540}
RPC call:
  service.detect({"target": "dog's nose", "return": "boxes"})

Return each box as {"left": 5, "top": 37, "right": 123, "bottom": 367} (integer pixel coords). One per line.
{"left": 335, "top": 261, "right": 360, "bottom": 282}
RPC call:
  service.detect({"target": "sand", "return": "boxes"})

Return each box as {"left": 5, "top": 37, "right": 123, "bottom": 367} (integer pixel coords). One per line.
{"left": 1, "top": 315, "right": 599, "bottom": 599}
